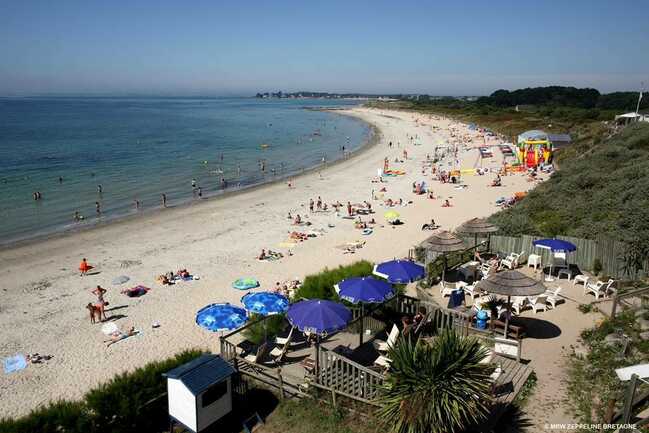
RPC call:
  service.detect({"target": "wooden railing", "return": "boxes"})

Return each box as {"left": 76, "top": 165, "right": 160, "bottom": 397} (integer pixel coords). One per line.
{"left": 220, "top": 337, "right": 238, "bottom": 362}
{"left": 315, "top": 346, "right": 384, "bottom": 405}
{"left": 610, "top": 286, "right": 649, "bottom": 318}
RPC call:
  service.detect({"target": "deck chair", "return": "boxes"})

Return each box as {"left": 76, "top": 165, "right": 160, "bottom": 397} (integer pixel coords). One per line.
{"left": 511, "top": 296, "right": 528, "bottom": 315}
{"left": 270, "top": 327, "right": 295, "bottom": 363}
{"left": 440, "top": 280, "right": 455, "bottom": 297}
{"left": 501, "top": 251, "right": 523, "bottom": 270}
{"left": 585, "top": 279, "right": 615, "bottom": 300}
{"left": 243, "top": 342, "right": 269, "bottom": 364}
{"left": 463, "top": 283, "right": 482, "bottom": 300}
{"left": 275, "top": 326, "right": 297, "bottom": 346}
{"left": 376, "top": 324, "right": 400, "bottom": 352}
{"left": 479, "top": 263, "right": 492, "bottom": 279}
{"left": 374, "top": 355, "right": 392, "bottom": 368}
{"left": 530, "top": 296, "right": 548, "bottom": 314}
{"left": 544, "top": 287, "right": 563, "bottom": 309}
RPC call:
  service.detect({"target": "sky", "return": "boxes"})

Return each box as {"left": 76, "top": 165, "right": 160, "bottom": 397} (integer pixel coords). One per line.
{"left": 0, "top": 0, "right": 648, "bottom": 96}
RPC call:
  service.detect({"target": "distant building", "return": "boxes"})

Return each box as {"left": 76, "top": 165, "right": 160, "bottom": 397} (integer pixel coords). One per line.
{"left": 547, "top": 133, "right": 572, "bottom": 149}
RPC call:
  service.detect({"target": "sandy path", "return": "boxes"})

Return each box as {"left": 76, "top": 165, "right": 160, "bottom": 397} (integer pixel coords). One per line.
{"left": 0, "top": 107, "right": 533, "bottom": 418}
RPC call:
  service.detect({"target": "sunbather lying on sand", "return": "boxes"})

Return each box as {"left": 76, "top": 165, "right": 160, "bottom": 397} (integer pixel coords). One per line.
{"left": 104, "top": 326, "right": 138, "bottom": 347}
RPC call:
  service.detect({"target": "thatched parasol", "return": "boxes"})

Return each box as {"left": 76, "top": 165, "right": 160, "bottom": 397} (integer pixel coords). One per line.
{"left": 476, "top": 270, "right": 546, "bottom": 337}
{"left": 456, "top": 217, "right": 499, "bottom": 249}
{"left": 424, "top": 231, "right": 466, "bottom": 283}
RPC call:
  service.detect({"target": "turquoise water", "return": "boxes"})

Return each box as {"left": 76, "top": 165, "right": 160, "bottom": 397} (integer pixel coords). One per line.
{"left": 0, "top": 97, "right": 369, "bottom": 244}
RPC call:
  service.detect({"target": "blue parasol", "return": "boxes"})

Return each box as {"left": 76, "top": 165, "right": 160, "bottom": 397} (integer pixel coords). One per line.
{"left": 287, "top": 300, "right": 351, "bottom": 337}
{"left": 334, "top": 276, "right": 394, "bottom": 345}
{"left": 532, "top": 239, "right": 576, "bottom": 252}
{"left": 334, "top": 277, "right": 394, "bottom": 304}
{"left": 373, "top": 259, "right": 425, "bottom": 283}
{"left": 241, "top": 292, "right": 289, "bottom": 316}
{"left": 195, "top": 303, "right": 248, "bottom": 332}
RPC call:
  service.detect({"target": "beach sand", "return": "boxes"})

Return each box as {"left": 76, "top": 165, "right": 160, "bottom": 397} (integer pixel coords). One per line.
{"left": 0, "top": 107, "right": 581, "bottom": 425}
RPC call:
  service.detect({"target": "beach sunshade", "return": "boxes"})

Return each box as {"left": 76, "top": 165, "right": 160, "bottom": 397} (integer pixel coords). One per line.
{"left": 287, "top": 299, "right": 351, "bottom": 336}
{"left": 112, "top": 275, "right": 130, "bottom": 285}
{"left": 423, "top": 230, "right": 466, "bottom": 253}
{"left": 195, "top": 303, "right": 248, "bottom": 333}
{"left": 3, "top": 354, "right": 27, "bottom": 374}
{"left": 476, "top": 270, "right": 546, "bottom": 297}
{"left": 241, "top": 292, "right": 289, "bottom": 316}
{"left": 373, "top": 260, "right": 425, "bottom": 284}
{"left": 476, "top": 270, "right": 546, "bottom": 338}
{"left": 334, "top": 277, "right": 394, "bottom": 304}
{"left": 384, "top": 210, "right": 400, "bottom": 221}
{"left": 232, "top": 277, "right": 260, "bottom": 290}
{"left": 456, "top": 217, "right": 499, "bottom": 235}
{"left": 532, "top": 239, "right": 577, "bottom": 252}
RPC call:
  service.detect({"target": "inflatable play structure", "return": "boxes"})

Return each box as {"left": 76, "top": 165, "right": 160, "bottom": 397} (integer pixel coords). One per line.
{"left": 517, "top": 130, "right": 553, "bottom": 168}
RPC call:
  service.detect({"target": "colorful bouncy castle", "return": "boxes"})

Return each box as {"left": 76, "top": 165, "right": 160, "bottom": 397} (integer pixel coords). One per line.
{"left": 517, "top": 130, "right": 553, "bottom": 168}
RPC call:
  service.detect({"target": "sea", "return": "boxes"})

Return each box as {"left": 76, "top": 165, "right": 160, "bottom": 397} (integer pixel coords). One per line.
{"left": 0, "top": 97, "right": 370, "bottom": 245}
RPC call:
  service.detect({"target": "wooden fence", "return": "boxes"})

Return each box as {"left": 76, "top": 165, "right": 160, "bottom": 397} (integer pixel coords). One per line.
{"left": 488, "top": 234, "right": 648, "bottom": 279}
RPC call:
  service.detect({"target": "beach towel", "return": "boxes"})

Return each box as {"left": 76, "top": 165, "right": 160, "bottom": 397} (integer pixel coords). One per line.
{"left": 4, "top": 354, "right": 27, "bottom": 374}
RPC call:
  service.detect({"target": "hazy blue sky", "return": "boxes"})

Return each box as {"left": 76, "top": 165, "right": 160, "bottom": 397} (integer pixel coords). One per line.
{"left": 1, "top": 0, "right": 647, "bottom": 96}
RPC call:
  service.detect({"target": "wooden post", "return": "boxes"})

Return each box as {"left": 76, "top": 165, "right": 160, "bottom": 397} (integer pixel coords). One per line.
{"left": 315, "top": 340, "right": 320, "bottom": 382}
{"left": 277, "top": 368, "right": 285, "bottom": 401}
{"left": 620, "top": 374, "right": 638, "bottom": 432}
{"left": 610, "top": 292, "right": 618, "bottom": 318}
{"left": 331, "top": 389, "right": 337, "bottom": 408}
{"left": 359, "top": 304, "right": 364, "bottom": 347}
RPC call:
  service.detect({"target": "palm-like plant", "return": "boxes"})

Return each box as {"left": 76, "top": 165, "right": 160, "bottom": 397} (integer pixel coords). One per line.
{"left": 377, "top": 330, "right": 494, "bottom": 433}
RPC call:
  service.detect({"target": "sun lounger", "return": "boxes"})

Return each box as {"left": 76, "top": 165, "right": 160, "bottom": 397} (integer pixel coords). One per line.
{"left": 270, "top": 327, "right": 295, "bottom": 363}
{"left": 374, "top": 355, "right": 392, "bottom": 368}
{"left": 585, "top": 279, "right": 615, "bottom": 300}
{"left": 243, "top": 342, "right": 269, "bottom": 364}
{"left": 544, "top": 287, "right": 563, "bottom": 309}
{"left": 376, "top": 324, "right": 400, "bottom": 352}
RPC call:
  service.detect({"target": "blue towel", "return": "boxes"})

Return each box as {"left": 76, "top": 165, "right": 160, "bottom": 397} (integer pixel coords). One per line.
{"left": 4, "top": 354, "right": 27, "bottom": 374}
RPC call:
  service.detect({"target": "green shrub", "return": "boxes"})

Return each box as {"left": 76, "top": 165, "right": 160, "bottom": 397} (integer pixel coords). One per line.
{"left": 243, "top": 314, "right": 287, "bottom": 345}
{"left": 294, "top": 261, "right": 374, "bottom": 301}
{"left": 592, "top": 259, "right": 603, "bottom": 276}
{"left": 0, "top": 349, "right": 206, "bottom": 433}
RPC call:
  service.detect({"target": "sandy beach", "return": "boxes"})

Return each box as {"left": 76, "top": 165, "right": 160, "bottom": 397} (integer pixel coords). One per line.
{"left": 1, "top": 107, "right": 562, "bottom": 419}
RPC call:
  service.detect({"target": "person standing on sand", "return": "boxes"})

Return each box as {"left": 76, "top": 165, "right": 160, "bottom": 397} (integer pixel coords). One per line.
{"left": 161, "top": 193, "right": 167, "bottom": 207}
{"left": 79, "top": 258, "right": 92, "bottom": 276}
{"left": 316, "top": 196, "right": 322, "bottom": 211}
{"left": 309, "top": 199, "right": 314, "bottom": 212}
{"left": 347, "top": 201, "right": 352, "bottom": 217}
{"left": 91, "top": 285, "right": 108, "bottom": 321}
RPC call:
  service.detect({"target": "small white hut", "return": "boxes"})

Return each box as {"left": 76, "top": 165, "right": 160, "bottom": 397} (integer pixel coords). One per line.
{"left": 164, "top": 354, "right": 236, "bottom": 432}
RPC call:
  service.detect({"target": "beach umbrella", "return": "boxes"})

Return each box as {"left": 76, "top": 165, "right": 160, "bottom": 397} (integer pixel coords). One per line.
{"left": 423, "top": 231, "right": 466, "bottom": 284}
{"left": 384, "top": 210, "right": 400, "bottom": 221}
{"left": 287, "top": 299, "right": 351, "bottom": 337}
{"left": 373, "top": 259, "right": 425, "bottom": 284}
{"left": 456, "top": 217, "right": 499, "bottom": 249}
{"left": 532, "top": 239, "right": 577, "bottom": 281}
{"left": 288, "top": 299, "right": 352, "bottom": 376}
{"left": 241, "top": 292, "right": 289, "bottom": 316}
{"left": 334, "top": 277, "right": 394, "bottom": 346}
{"left": 195, "top": 303, "right": 248, "bottom": 333}
{"left": 232, "top": 277, "right": 260, "bottom": 290}
{"left": 112, "top": 275, "right": 130, "bottom": 285}
{"left": 476, "top": 270, "right": 546, "bottom": 338}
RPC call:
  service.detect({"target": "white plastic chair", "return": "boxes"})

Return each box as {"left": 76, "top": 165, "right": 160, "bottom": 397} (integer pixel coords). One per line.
{"left": 501, "top": 252, "right": 521, "bottom": 270}
{"left": 573, "top": 274, "right": 588, "bottom": 286}
{"left": 544, "top": 287, "right": 563, "bottom": 309}
{"left": 463, "top": 284, "right": 482, "bottom": 301}
{"left": 511, "top": 296, "right": 528, "bottom": 315}
{"left": 585, "top": 279, "right": 615, "bottom": 300}
{"left": 377, "top": 324, "right": 400, "bottom": 352}
{"left": 530, "top": 296, "right": 548, "bottom": 313}
{"left": 440, "top": 280, "right": 455, "bottom": 298}
{"left": 527, "top": 254, "right": 541, "bottom": 270}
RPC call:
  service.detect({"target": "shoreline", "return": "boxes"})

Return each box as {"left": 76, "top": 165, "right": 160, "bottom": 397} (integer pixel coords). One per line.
{"left": 0, "top": 107, "right": 538, "bottom": 418}
{"left": 0, "top": 109, "right": 379, "bottom": 251}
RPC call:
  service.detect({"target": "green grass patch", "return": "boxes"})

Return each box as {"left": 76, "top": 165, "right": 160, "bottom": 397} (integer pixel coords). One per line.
{"left": 294, "top": 260, "right": 374, "bottom": 301}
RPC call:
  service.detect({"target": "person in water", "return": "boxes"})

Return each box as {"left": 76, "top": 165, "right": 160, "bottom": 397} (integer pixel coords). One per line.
{"left": 95, "top": 201, "right": 101, "bottom": 215}
{"left": 161, "top": 194, "right": 167, "bottom": 207}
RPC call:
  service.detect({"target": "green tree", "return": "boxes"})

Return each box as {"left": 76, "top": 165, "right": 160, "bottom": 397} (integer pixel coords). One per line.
{"left": 377, "top": 330, "right": 494, "bottom": 433}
